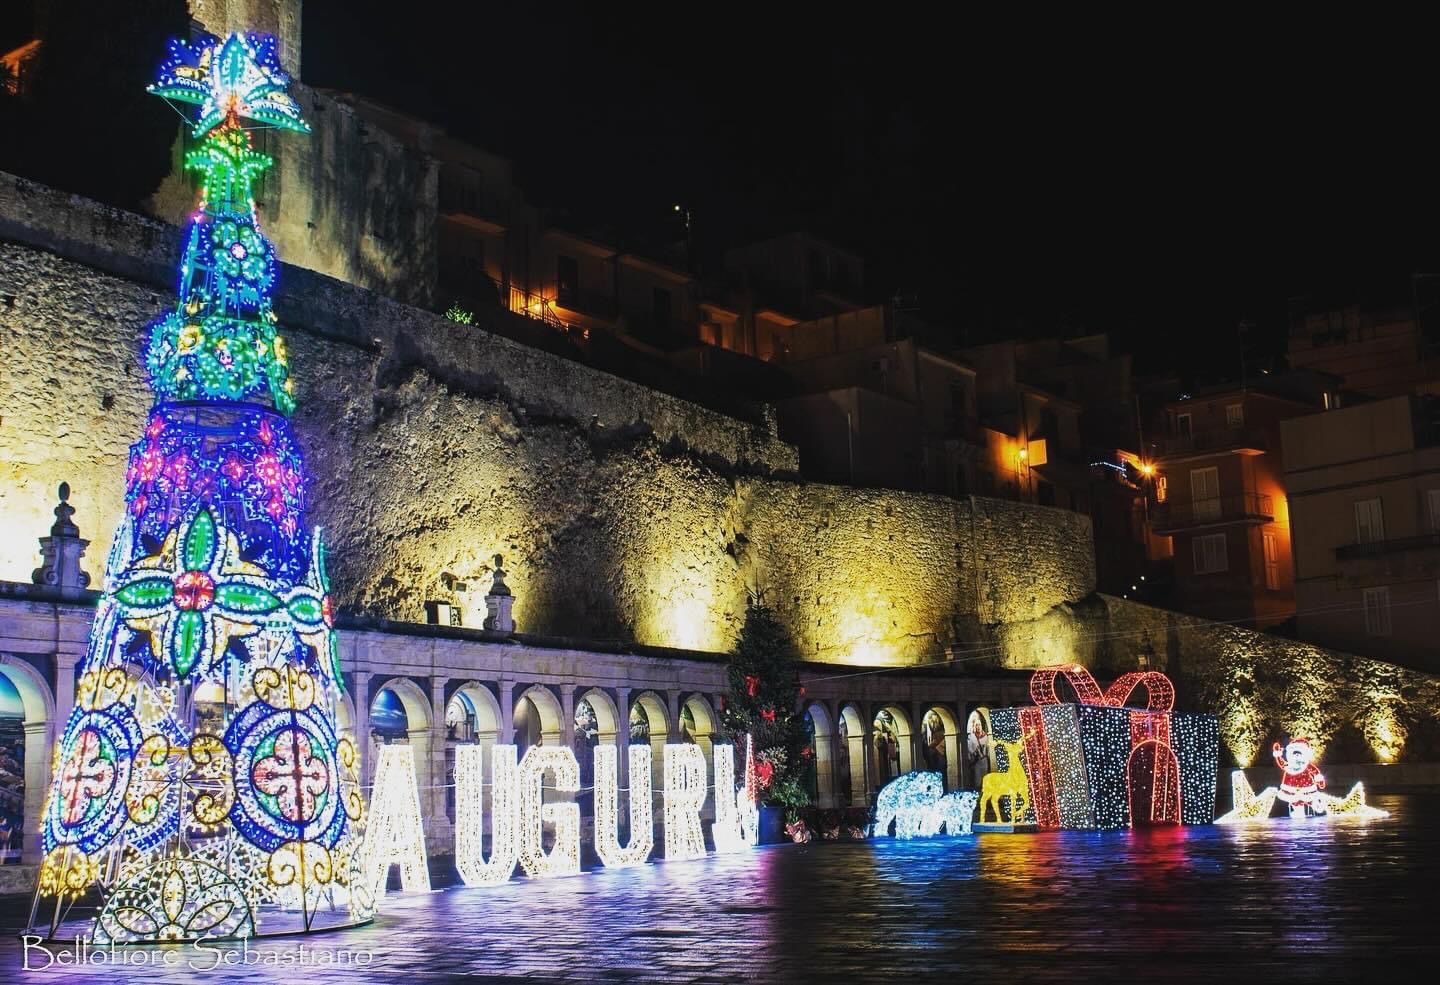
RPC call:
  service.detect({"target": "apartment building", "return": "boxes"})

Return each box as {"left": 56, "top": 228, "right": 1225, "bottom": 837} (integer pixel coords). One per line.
{"left": 1282, "top": 394, "right": 1440, "bottom": 670}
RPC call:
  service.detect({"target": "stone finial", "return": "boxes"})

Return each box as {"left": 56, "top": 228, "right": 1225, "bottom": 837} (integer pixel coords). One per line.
{"left": 484, "top": 553, "right": 514, "bottom": 633}
{"left": 32, "top": 482, "right": 91, "bottom": 593}
{"left": 488, "top": 553, "right": 512, "bottom": 597}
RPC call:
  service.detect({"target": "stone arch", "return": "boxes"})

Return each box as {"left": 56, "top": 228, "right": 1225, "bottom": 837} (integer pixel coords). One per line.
{"left": 0, "top": 654, "right": 58, "bottom": 864}
{"left": 514, "top": 683, "right": 563, "bottom": 754}
{"left": 803, "top": 701, "right": 837, "bottom": 808}
{"left": 372, "top": 676, "right": 433, "bottom": 735}
{"left": 576, "top": 687, "right": 621, "bottom": 740}
{"left": 873, "top": 704, "right": 913, "bottom": 783}
{"left": 573, "top": 687, "right": 620, "bottom": 812}
{"left": 680, "top": 693, "right": 719, "bottom": 815}
{"left": 838, "top": 703, "right": 868, "bottom": 807}
{"left": 965, "top": 706, "right": 998, "bottom": 786}
{"left": 630, "top": 690, "right": 670, "bottom": 786}
{"left": 449, "top": 682, "right": 503, "bottom": 742}
{"left": 369, "top": 677, "right": 434, "bottom": 815}
{"left": 921, "top": 704, "right": 962, "bottom": 791}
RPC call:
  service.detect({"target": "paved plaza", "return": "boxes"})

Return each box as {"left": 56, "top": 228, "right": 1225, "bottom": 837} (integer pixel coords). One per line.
{"left": 1, "top": 793, "right": 1432, "bottom": 983}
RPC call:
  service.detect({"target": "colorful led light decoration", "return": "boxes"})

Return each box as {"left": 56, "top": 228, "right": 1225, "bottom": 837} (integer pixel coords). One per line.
{"left": 1215, "top": 736, "right": 1389, "bottom": 824}
{"left": 990, "top": 665, "right": 1219, "bottom": 830}
{"left": 30, "top": 31, "right": 370, "bottom": 944}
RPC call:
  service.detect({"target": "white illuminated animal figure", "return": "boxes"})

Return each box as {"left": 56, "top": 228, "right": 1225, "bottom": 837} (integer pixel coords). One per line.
{"left": 919, "top": 790, "right": 979, "bottom": 837}
{"left": 873, "top": 771, "right": 944, "bottom": 838}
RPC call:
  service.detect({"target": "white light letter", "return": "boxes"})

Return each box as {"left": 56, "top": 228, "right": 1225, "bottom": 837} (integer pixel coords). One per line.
{"left": 663, "top": 743, "right": 707, "bottom": 861}
{"left": 711, "top": 743, "right": 756, "bottom": 853}
{"left": 517, "top": 746, "right": 581, "bottom": 878}
{"left": 455, "top": 744, "right": 519, "bottom": 885}
{"left": 593, "top": 745, "right": 654, "bottom": 868}
{"left": 362, "top": 745, "right": 430, "bottom": 898}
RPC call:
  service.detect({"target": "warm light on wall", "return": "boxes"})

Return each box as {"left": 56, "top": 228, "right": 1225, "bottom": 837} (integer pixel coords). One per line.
{"left": 1365, "top": 706, "right": 1406, "bottom": 762}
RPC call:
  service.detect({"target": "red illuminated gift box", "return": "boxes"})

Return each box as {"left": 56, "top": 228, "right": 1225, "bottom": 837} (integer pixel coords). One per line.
{"left": 988, "top": 665, "right": 1218, "bottom": 829}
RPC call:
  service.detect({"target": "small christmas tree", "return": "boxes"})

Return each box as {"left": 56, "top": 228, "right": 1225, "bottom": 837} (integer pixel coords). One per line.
{"left": 722, "top": 596, "right": 810, "bottom": 812}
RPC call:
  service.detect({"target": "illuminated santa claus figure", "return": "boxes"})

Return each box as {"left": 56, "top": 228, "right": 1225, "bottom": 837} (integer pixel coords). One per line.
{"left": 1273, "top": 737, "right": 1327, "bottom": 818}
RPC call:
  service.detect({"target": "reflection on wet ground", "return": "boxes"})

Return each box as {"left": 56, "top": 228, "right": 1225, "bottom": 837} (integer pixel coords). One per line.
{"left": 2, "top": 793, "right": 1431, "bottom": 983}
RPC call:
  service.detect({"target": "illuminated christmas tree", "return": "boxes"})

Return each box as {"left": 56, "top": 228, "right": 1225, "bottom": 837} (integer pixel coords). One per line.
{"left": 722, "top": 598, "right": 809, "bottom": 812}
{"left": 30, "top": 32, "right": 371, "bottom": 943}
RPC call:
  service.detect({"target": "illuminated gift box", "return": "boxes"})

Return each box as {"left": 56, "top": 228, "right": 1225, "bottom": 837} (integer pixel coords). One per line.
{"left": 988, "top": 666, "right": 1218, "bottom": 829}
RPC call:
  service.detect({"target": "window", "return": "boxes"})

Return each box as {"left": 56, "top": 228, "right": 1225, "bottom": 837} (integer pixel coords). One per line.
{"left": 1354, "top": 498, "right": 1385, "bottom": 544}
{"left": 1362, "top": 586, "right": 1392, "bottom": 637}
{"left": 1176, "top": 413, "right": 1192, "bottom": 437}
{"left": 1193, "top": 533, "right": 1228, "bottom": 574}
{"left": 1427, "top": 488, "right": 1440, "bottom": 532}
{"left": 1225, "top": 403, "right": 1244, "bottom": 428}
{"left": 1263, "top": 532, "right": 1280, "bottom": 590}
{"left": 556, "top": 255, "right": 579, "bottom": 306}
{"left": 1190, "top": 467, "right": 1221, "bottom": 521}
{"left": 1155, "top": 475, "right": 1168, "bottom": 503}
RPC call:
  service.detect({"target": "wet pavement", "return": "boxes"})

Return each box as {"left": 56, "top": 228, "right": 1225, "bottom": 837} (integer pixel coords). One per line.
{"left": 2, "top": 792, "right": 1434, "bottom": 983}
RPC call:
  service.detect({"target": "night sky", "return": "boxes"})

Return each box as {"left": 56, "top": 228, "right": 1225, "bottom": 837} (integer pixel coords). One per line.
{"left": 8, "top": 5, "right": 1440, "bottom": 380}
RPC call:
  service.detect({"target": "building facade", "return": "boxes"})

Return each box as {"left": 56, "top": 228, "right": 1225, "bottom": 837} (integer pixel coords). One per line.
{"left": 1282, "top": 394, "right": 1440, "bottom": 670}
{"left": 1145, "top": 376, "right": 1336, "bottom": 629}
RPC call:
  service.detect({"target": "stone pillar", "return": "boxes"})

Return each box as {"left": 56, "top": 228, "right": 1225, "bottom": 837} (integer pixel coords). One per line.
{"left": 861, "top": 710, "right": 875, "bottom": 806}
{"left": 22, "top": 720, "right": 48, "bottom": 864}
{"left": 430, "top": 677, "right": 451, "bottom": 840}
{"left": 615, "top": 686, "right": 631, "bottom": 788}
{"left": 560, "top": 684, "right": 576, "bottom": 748}
{"left": 665, "top": 690, "right": 682, "bottom": 742}
{"left": 499, "top": 679, "right": 516, "bottom": 745}
{"left": 911, "top": 701, "right": 927, "bottom": 779}
{"left": 54, "top": 650, "right": 80, "bottom": 725}
{"left": 31, "top": 483, "right": 91, "bottom": 598}
{"left": 351, "top": 670, "right": 371, "bottom": 787}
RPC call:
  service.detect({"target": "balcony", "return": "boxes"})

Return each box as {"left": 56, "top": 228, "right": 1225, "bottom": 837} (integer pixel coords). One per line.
{"left": 1154, "top": 427, "right": 1269, "bottom": 459}
{"left": 1336, "top": 531, "right": 1440, "bottom": 561}
{"left": 1150, "top": 493, "right": 1273, "bottom": 533}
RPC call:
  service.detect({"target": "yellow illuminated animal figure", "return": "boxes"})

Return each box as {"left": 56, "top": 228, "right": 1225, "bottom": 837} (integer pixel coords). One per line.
{"left": 979, "top": 735, "right": 1032, "bottom": 824}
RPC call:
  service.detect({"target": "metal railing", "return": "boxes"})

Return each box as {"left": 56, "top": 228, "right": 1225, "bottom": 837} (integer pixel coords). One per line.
{"left": 1150, "top": 493, "right": 1273, "bottom": 532}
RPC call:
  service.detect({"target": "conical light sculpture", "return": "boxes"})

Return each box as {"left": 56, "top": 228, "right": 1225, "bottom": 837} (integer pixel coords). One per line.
{"left": 29, "top": 31, "right": 372, "bottom": 943}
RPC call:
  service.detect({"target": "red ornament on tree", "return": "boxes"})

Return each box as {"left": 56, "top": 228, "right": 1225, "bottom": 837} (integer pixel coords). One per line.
{"left": 761, "top": 708, "right": 776, "bottom": 722}
{"left": 745, "top": 674, "right": 759, "bottom": 697}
